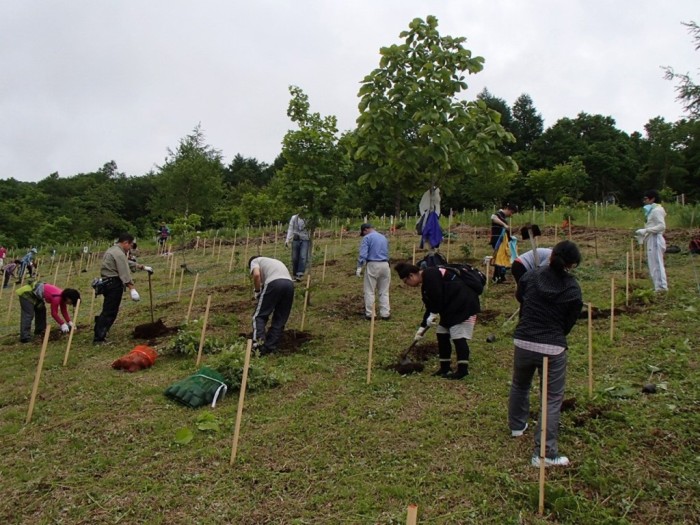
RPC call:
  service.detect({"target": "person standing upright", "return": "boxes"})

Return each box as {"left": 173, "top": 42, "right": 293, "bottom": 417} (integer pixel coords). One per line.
{"left": 635, "top": 190, "right": 668, "bottom": 292}
{"left": 356, "top": 224, "right": 391, "bottom": 320}
{"left": 285, "top": 209, "right": 310, "bottom": 282}
{"left": 490, "top": 204, "right": 518, "bottom": 283}
{"left": 93, "top": 233, "right": 151, "bottom": 344}
{"left": 249, "top": 256, "right": 295, "bottom": 355}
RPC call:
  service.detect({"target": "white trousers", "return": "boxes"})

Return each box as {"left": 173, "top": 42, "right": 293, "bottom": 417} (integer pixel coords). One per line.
{"left": 364, "top": 261, "right": 391, "bottom": 318}
{"left": 646, "top": 234, "right": 668, "bottom": 291}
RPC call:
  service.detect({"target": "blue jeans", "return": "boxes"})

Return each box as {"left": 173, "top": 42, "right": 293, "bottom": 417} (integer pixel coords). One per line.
{"left": 291, "top": 239, "right": 310, "bottom": 278}
{"left": 508, "top": 346, "right": 567, "bottom": 458}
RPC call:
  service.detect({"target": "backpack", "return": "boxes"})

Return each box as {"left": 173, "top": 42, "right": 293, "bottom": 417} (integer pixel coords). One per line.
{"left": 441, "top": 263, "right": 487, "bottom": 296}
{"left": 418, "top": 251, "right": 448, "bottom": 270}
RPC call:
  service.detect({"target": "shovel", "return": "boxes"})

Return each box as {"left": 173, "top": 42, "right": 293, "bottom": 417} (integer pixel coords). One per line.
{"left": 520, "top": 225, "right": 542, "bottom": 267}
{"left": 393, "top": 326, "right": 431, "bottom": 375}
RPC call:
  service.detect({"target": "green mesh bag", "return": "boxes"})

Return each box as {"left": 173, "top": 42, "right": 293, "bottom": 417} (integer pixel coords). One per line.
{"left": 164, "top": 366, "right": 228, "bottom": 408}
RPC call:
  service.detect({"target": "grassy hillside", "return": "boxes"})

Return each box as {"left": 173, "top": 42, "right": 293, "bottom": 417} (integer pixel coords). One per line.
{"left": 1, "top": 219, "right": 699, "bottom": 524}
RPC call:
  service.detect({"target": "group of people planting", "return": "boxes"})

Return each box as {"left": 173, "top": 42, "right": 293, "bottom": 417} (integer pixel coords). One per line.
{"left": 12, "top": 190, "right": 670, "bottom": 467}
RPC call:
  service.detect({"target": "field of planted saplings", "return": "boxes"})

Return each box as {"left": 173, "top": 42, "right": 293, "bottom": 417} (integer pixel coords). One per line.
{"left": 1, "top": 216, "right": 699, "bottom": 524}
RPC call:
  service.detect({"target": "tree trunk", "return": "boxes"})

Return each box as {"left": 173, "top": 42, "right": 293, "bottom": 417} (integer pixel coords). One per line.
{"left": 393, "top": 189, "right": 402, "bottom": 219}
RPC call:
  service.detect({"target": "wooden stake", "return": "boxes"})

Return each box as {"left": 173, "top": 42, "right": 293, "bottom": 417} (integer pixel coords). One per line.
{"left": 5, "top": 282, "right": 16, "bottom": 323}
{"left": 195, "top": 295, "right": 212, "bottom": 368}
{"left": 217, "top": 238, "right": 223, "bottom": 263}
{"left": 625, "top": 252, "right": 630, "bottom": 306}
{"left": 610, "top": 277, "right": 615, "bottom": 341}
{"left": 53, "top": 261, "right": 60, "bottom": 286}
{"left": 366, "top": 306, "right": 376, "bottom": 385}
{"left": 631, "top": 239, "right": 636, "bottom": 281}
{"left": 26, "top": 326, "right": 51, "bottom": 424}
{"left": 538, "top": 356, "right": 549, "bottom": 515}
{"left": 185, "top": 273, "right": 200, "bottom": 324}
{"left": 568, "top": 219, "right": 572, "bottom": 240}
{"left": 300, "top": 274, "right": 312, "bottom": 331}
{"left": 230, "top": 339, "right": 253, "bottom": 465}
{"left": 62, "top": 298, "right": 81, "bottom": 366}
{"left": 587, "top": 302, "right": 593, "bottom": 396}
{"left": 406, "top": 504, "right": 418, "bottom": 525}
{"left": 412, "top": 243, "right": 416, "bottom": 265}
{"left": 177, "top": 267, "right": 186, "bottom": 301}
{"left": 228, "top": 237, "right": 237, "bottom": 273}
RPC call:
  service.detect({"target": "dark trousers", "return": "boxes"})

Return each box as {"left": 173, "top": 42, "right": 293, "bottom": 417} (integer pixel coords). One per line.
{"left": 3, "top": 271, "right": 12, "bottom": 288}
{"left": 508, "top": 346, "right": 567, "bottom": 458}
{"left": 252, "top": 279, "right": 295, "bottom": 350}
{"left": 93, "top": 280, "right": 124, "bottom": 342}
{"left": 19, "top": 296, "right": 46, "bottom": 341}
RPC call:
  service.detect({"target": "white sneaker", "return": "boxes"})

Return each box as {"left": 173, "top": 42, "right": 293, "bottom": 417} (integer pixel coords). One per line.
{"left": 531, "top": 454, "right": 570, "bottom": 467}
{"left": 511, "top": 423, "right": 528, "bottom": 437}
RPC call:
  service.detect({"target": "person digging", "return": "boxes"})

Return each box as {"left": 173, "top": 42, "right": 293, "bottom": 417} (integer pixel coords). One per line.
{"left": 394, "top": 262, "right": 480, "bottom": 379}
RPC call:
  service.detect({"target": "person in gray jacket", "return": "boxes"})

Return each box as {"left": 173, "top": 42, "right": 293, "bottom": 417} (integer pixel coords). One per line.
{"left": 508, "top": 240, "right": 582, "bottom": 468}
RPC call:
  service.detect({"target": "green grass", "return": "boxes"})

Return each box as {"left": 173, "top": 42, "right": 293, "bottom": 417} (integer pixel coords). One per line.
{"left": 1, "top": 221, "right": 699, "bottom": 524}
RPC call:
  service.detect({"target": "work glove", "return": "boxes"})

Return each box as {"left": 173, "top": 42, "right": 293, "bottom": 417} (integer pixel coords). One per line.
{"left": 130, "top": 289, "right": 140, "bottom": 301}
{"left": 285, "top": 241, "right": 289, "bottom": 248}
{"left": 425, "top": 313, "right": 438, "bottom": 328}
{"left": 143, "top": 266, "right": 153, "bottom": 274}
{"left": 60, "top": 323, "right": 70, "bottom": 334}
{"left": 253, "top": 290, "right": 261, "bottom": 301}
{"left": 634, "top": 229, "right": 646, "bottom": 244}
{"left": 413, "top": 327, "right": 426, "bottom": 343}
{"left": 68, "top": 321, "right": 75, "bottom": 330}
{"left": 356, "top": 267, "right": 362, "bottom": 277}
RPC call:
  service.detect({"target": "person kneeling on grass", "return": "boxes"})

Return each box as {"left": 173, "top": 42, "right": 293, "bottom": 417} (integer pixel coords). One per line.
{"left": 16, "top": 282, "right": 80, "bottom": 343}
{"left": 508, "top": 240, "right": 582, "bottom": 468}
{"left": 394, "top": 262, "right": 480, "bottom": 380}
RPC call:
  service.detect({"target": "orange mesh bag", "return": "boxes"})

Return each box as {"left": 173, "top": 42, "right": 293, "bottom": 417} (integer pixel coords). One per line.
{"left": 112, "top": 345, "right": 158, "bottom": 372}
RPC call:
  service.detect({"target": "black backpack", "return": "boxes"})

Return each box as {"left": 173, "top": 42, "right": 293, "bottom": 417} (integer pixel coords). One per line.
{"left": 418, "top": 251, "right": 448, "bottom": 270}
{"left": 440, "top": 263, "right": 487, "bottom": 296}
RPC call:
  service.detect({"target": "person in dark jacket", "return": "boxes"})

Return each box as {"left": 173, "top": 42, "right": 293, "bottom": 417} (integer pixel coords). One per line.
{"left": 508, "top": 240, "right": 583, "bottom": 468}
{"left": 395, "top": 262, "right": 480, "bottom": 379}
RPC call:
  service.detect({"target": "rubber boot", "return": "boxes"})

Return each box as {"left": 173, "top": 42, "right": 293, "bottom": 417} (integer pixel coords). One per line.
{"left": 433, "top": 333, "right": 452, "bottom": 377}
{"left": 449, "top": 338, "right": 470, "bottom": 380}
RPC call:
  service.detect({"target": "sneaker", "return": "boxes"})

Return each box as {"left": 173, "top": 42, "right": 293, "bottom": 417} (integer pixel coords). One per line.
{"left": 531, "top": 454, "right": 570, "bottom": 467}
{"left": 511, "top": 423, "right": 528, "bottom": 437}
{"left": 380, "top": 316, "right": 391, "bottom": 321}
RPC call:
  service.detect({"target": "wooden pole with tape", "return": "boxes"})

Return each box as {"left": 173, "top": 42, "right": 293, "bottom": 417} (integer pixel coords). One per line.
{"left": 230, "top": 339, "right": 253, "bottom": 465}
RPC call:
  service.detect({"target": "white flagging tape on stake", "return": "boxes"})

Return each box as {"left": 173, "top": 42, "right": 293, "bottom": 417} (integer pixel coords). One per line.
{"left": 538, "top": 356, "right": 549, "bottom": 515}
{"left": 26, "top": 326, "right": 51, "bottom": 424}
{"left": 230, "top": 339, "right": 253, "bottom": 465}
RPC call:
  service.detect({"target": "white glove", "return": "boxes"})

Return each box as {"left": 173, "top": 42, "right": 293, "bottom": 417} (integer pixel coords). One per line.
{"left": 60, "top": 323, "right": 70, "bottom": 334}
{"left": 635, "top": 229, "right": 646, "bottom": 245}
{"left": 425, "top": 313, "right": 438, "bottom": 327}
{"left": 413, "top": 327, "right": 426, "bottom": 342}
{"left": 130, "top": 289, "right": 140, "bottom": 301}
{"left": 68, "top": 321, "right": 75, "bottom": 330}
{"left": 143, "top": 266, "right": 153, "bottom": 274}
{"left": 254, "top": 290, "right": 261, "bottom": 300}
{"left": 356, "top": 267, "right": 362, "bottom": 277}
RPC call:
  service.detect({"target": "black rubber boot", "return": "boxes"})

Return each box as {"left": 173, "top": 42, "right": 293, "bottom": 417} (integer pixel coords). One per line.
{"left": 449, "top": 339, "right": 470, "bottom": 380}
{"left": 433, "top": 333, "right": 452, "bottom": 377}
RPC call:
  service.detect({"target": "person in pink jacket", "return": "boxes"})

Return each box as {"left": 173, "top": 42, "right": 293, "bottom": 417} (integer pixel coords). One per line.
{"left": 16, "top": 282, "right": 80, "bottom": 343}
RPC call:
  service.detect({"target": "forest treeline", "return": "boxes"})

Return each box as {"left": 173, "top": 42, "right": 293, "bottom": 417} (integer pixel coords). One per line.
{"left": 1, "top": 17, "right": 698, "bottom": 248}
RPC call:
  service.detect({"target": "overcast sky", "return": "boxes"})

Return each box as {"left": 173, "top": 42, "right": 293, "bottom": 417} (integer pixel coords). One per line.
{"left": 1, "top": 1, "right": 697, "bottom": 182}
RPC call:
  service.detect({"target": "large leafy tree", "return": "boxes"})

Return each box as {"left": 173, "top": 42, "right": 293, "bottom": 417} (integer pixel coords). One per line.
{"left": 151, "top": 125, "right": 225, "bottom": 223}
{"left": 350, "top": 15, "right": 516, "bottom": 215}
{"left": 664, "top": 21, "right": 700, "bottom": 118}
{"left": 511, "top": 93, "right": 544, "bottom": 154}
{"left": 526, "top": 158, "right": 589, "bottom": 205}
{"left": 277, "top": 85, "right": 351, "bottom": 228}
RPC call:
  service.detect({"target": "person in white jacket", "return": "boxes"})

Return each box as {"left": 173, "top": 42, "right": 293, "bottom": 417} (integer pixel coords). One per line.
{"left": 635, "top": 190, "right": 668, "bottom": 292}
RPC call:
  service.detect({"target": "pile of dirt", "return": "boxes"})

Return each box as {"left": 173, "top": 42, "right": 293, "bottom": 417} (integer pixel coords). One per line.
{"left": 237, "top": 330, "right": 312, "bottom": 356}
{"left": 133, "top": 319, "right": 179, "bottom": 340}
